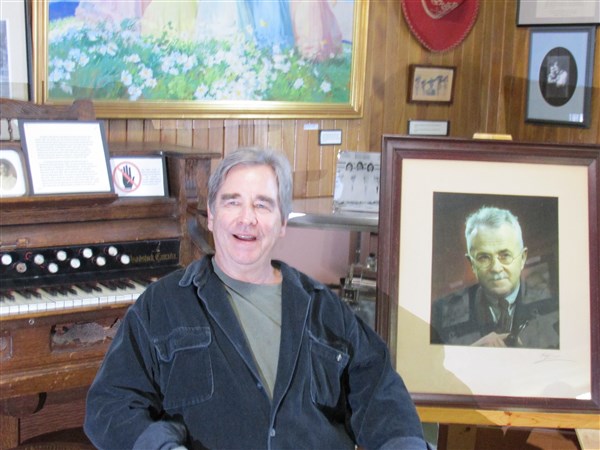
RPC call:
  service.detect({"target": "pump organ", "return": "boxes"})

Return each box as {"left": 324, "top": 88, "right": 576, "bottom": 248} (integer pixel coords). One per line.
{"left": 0, "top": 98, "right": 217, "bottom": 448}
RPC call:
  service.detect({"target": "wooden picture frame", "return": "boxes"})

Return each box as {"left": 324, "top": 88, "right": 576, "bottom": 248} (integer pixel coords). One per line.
{"left": 32, "top": 1, "right": 368, "bottom": 119}
{"left": 377, "top": 136, "right": 599, "bottom": 413}
{"left": 526, "top": 26, "right": 595, "bottom": 128}
{"left": 0, "top": 0, "right": 33, "bottom": 101}
{"left": 517, "top": 0, "right": 600, "bottom": 26}
{"left": 408, "top": 65, "right": 455, "bottom": 104}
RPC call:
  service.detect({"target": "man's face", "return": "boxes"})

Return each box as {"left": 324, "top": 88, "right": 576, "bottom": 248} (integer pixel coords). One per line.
{"left": 207, "top": 164, "right": 286, "bottom": 281}
{"left": 468, "top": 224, "right": 527, "bottom": 299}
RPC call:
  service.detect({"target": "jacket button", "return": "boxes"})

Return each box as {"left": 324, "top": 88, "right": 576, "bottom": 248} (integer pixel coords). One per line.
{"left": 336, "top": 353, "right": 342, "bottom": 362}
{"left": 257, "top": 382, "right": 263, "bottom": 390}
{"left": 269, "top": 428, "right": 276, "bottom": 437}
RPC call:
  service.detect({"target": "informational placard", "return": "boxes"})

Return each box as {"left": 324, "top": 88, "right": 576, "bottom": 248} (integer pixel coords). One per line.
{"left": 333, "top": 150, "right": 380, "bottom": 212}
{"left": 110, "top": 156, "right": 168, "bottom": 197}
{"left": 19, "top": 120, "right": 113, "bottom": 195}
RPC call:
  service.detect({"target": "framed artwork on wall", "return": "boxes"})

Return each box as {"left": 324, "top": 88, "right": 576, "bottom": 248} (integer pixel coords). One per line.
{"left": 525, "top": 26, "right": 595, "bottom": 128}
{"left": 31, "top": 1, "right": 368, "bottom": 119}
{"left": 517, "top": 0, "right": 600, "bottom": 25}
{"left": 407, "top": 65, "right": 455, "bottom": 104}
{"left": 378, "top": 136, "right": 599, "bottom": 413}
{"left": 0, "top": 0, "right": 33, "bottom": 101}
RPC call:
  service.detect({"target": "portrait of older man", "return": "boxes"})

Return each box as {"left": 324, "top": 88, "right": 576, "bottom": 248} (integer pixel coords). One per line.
{"left": 430, "top": 194, "right": 559, "bottom": 349}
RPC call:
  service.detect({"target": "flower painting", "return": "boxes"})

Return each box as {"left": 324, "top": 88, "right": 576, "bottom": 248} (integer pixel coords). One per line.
{"left": 36, "top": 1, "right": 367, "bottom": 118}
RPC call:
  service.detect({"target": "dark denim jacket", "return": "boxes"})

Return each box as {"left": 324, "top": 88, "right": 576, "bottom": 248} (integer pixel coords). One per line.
{"left": 84, "top": 257, "right": 427, "bottom": 450}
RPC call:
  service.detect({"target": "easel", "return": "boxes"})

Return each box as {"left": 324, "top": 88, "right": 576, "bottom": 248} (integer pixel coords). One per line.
{"left": 417, "top": 406, "right": 600, "bottom": 450}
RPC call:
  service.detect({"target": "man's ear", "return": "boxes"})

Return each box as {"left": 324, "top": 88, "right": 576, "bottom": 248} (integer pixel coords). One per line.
{"left": 207, "top": 202, "right": 214, "bottom": 231}
{"left": 520, "top": 247, "right": 528, "bottom": 268}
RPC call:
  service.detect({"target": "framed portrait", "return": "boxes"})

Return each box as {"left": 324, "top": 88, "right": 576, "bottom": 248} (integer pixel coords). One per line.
{"left": 378, "top": 136, "right": 599, "bottom": 413}
{"left": 517, "top": 0, "right": 600, "bottom": 26}
{"left": 31, "top": 1, "right": 368, "bottom": 119}
{"left": 407, "top": 65, "right": 455, "bottom": 104}
{"left": 0, "top": 148, "right": 28, "bottom": 197}
{"left": 19, "top": 120, "right": 113, "bottom": 196}
{"left": 526, "top": 26, "right": 595, "bottom": 128}
{"left": 0, "top": 0, "right": 33, "bottom": 100}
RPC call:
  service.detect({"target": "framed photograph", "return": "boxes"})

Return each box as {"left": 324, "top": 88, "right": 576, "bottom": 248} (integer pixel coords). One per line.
{"left": 0, "top": 148, "right": 28, "bottom": 197}
{"left": 408, "top": 65, "right": 455, "bottom": 104}
{"left": 407, "top": 120, "right": 449, "bottom": 136}
{"left": 526, "top": 27, "right": 595, "bottom": 128}
{"left": 109, "top": 156, "right": 168, "bottom": 197}
{"left": 0, "top": 0, "right": 33, "bottom": 100}
{"left": 378, "top": 136, "right": 599, "bottom": 413}
{"left": 517, "top": 0, "right": 600, "bottom": 25}
{"left": 19, "top": 120, "right": 113, "bottom": 195}
{"left": 32, "top": 1, "right": 368, "bottom": 119}
{"left": 333, "top": 150, "right": 380, "bottom": 213}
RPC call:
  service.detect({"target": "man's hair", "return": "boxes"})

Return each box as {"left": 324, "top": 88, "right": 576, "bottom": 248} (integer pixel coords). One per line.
{"left": 465, "top": 206, "right": 524, "bottom": 253}
{"left": 208, "top": 147, "right": 293, "bottom": 223}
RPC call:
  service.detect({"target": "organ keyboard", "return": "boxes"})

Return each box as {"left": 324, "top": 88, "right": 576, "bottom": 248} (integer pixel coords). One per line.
{"left": 0, "top": 240, "right": 180, "bottom": 317}
{"left": 0, "top": 98, "right": 218, "bottom": 448}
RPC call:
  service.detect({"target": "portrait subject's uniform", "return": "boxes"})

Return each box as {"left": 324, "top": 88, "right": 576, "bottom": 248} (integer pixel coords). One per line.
{"left": 430, "top": 281, "right": 559, "bottom": 348}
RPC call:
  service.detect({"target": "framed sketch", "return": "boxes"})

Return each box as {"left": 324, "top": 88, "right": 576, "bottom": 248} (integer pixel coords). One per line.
{"left": 19, "top": 120, "right": 113, "bottom": 195}
{"left": 517, "top": 0, "right": 600, "bottom": 25}
{"left": 110, "top": 156, "right": 168, "bottom": 197}
{"left": 377, "top": 136, "right": 599, "bottom": 412}
{"left": 526, "top": 27, "right": 595, "bottom": 127}
{"left": 0, "top": 0, "right": 33, "bottom": 100}
{"left": 0, "top": 148, "right": 28, "bottom": 197}
{"left": 32, "top": 1, "right": 368, "bottom": 119}
{"left": 408, "top": 65, "right": 455, "bottom": 104}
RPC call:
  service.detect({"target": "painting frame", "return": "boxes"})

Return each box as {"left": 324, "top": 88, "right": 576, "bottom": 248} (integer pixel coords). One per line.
{"left": 517, "top": 0, "right": 600, "bottom": 26}
{"left": 525, "top": 26, "right": 595, "bottom": 128}
{"left": 377, "top": 135, "right": 599, "bottom": 413}
{"left": 407, "top": 65, "right": 455, "bottom": 104}
{"left": 0, "top": 0, "right": 33, "bottom": 101}
{"left": 31, "top": 1, "right": 368, "bottom": 119}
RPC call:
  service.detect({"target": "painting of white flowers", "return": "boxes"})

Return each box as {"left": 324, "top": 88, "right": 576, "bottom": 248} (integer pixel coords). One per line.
{"left": 33, "top": 1, "right": 368, "bottom": 118}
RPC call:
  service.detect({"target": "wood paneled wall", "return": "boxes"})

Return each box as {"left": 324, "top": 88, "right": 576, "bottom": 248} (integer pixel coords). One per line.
{"left": 102, "top": 0, "right": 600, "bottom": 199}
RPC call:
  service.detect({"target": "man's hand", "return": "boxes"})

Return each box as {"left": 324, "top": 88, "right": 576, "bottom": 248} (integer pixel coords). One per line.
{"left": 472, "top": 332, "right": 510, "bottom": 347}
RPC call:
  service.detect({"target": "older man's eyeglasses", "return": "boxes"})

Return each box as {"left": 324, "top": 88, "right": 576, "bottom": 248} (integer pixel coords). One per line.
{"left": 467, "top": 250, "right": 523, "bottom": 269}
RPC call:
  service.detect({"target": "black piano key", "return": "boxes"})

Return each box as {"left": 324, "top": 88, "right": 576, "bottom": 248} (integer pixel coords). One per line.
{"left": 16, "top": 289, "right": 32, "bottom": 299}
{"left": 42, "top": 287, "right": 59, "bottom": 297}
{"left": 76, "top": 283, "right": 94, "bottom": 293}
{"left": 0, "top": 291, "right": 15, "bottom": 301}
{"left": 99, "top": 281, "right": 118, "bottom": 291}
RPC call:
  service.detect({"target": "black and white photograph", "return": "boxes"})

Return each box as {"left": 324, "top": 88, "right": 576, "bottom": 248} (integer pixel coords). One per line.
{"left": 526, "top": 26, "right": 595, "bottom": 127}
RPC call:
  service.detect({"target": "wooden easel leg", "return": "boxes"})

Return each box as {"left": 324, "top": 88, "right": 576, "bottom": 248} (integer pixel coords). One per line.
{"left": 437, "top": 424, "right": 477, "bottom": 450}
{"left": 0, "top": 414, "right": 20, "bottom": 449}
{"left": 575, "top": 429, "right": 600, "bottom": 450}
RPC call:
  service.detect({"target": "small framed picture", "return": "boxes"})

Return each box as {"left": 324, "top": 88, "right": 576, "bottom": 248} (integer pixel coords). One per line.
{"left": 517, "top": 0, "right": 600, "bottom": 26}
{"left": 526, "top": 26, "right": 595, "bottom": 127}
{"left": 408, "top": 65, "right": 455, "bottom": 104}
{"left": 0, "top": 148, "right": 28, "bottom": 197}
{"left": 109, "top": 156, "right": 168, "bottom": 197}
